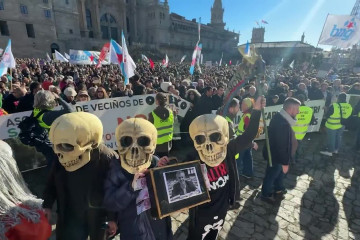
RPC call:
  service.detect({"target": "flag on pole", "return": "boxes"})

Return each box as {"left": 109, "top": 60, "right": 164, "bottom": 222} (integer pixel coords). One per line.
{"left": 64, "top": 52, "right": 70, "bottom": 60}
{"left": 229, "top": 60, "right": 232, "bottom": 65}
{"left": 318, "top": 15, "right": 360, "bottom": 48}
{"left": 180, "top": 55, "right": 186, "bottom": 64}
{"left": 261, "top": 20, "right": 269, "bottom": 24}
{"left": 96, "top": 42, "right": 110, "bottom": 68}
{"left": 109, "top": 36, "right": 136, "bottom": 85}
{"left": 200, "top": 54, "right": 203, "bottom": 64}
{"left": 190, "top": 43, "right": 200, "bottom": 75}
{"left": 55, "top": 50, "right": 69, "bottom": 63}
{"left": 149, "top": 58, "right": 154, "bottom": 70}
{"left": 0, "top": 39, "right": 16, "bottom": 77}
{"left": 141, "top": 54, "right": 150, "bottom": 63}
{"left": 219, "top": 52, "right": 223, "bottom": 66}
{"left": 244, "top": 41, "right": 251, "bottom": 57}
{"left": 255, "top": 21, "right": 259, "bottom": 26}
{"left": 289, "top": 60, "right": 294, "bottom": 69}
{"left": 196, "top": 43, "right": 203, "bottom": 74}
{"left": 46, "top": 53, "right": 52, "bottom": 62}
{"left": 121, "top": 31, "right": 136, "bottom": 84}
{"left": 162, "top": 54, "right": 169, "bottom": 68}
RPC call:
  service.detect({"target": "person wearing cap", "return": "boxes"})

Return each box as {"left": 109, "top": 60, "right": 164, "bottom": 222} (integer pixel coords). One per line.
{"left": 236, "top": 98, "right": 258, "bottom": 179}
{"left": 76, "top": 90, "right": 90, "bottom": 102}
{"left": 63, "top": 87, "right": 77, "bottom": 104}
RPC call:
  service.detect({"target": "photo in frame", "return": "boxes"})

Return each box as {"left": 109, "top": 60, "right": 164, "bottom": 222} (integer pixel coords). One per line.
{"left": 146, "top": 160, "right": 210, "bottom": 219}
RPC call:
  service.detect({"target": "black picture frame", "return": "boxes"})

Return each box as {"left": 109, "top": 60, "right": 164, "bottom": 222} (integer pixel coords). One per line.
{"left": 146, "top": 160, "right": 210, "bottom": 219}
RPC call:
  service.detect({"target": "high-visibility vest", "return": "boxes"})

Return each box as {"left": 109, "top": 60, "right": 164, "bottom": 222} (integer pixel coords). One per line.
{"left": 325, "top": 103, "right": 352, "bottom": 130}
{"left": 292, "top": 106, "right": 313, "bottom": 140}
{"left": 33, "top": 108, "right": 51, "bottom": 129}
{"left": 236, "top": 113, "right": 251, "bottom": 136}
{"left": 152, "top": 110, "right": 174, "bottom": 145}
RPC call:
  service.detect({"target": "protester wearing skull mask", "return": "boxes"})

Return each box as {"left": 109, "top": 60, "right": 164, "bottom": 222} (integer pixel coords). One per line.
{"left": 187, "top": 96, "right": 265, "bottom": 240}
{"left": 103, "top": 118, "right": 173, "bottom": 240}
{"left": 43, "top": 112, "right": 118, "bottom": 240}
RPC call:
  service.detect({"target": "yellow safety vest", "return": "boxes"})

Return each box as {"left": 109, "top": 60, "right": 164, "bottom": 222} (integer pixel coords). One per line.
{"left": 292, "top": 106, "right": 313, "bottom": 141}
{"left": 236, "top": 112, "right": 251, "bottom": 136}
{"left": 33, "top": 108, "right": 51, "bottom": 130}
{"left": 152, "top": 110, "right": 174, "bottom": 145}
{"left": 325, "top": 103, "right": 352, "bottom": 130}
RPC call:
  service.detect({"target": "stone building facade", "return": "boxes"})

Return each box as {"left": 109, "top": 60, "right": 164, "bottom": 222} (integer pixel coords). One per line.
{"left": 0, "top": 0, "right": 239, "bottom": 61}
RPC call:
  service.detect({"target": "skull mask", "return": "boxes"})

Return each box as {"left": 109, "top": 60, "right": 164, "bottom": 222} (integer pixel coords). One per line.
{"left": 49, "top": 112, "right": 103, "bottom": 172}
{"left": 189, "top": 114, "right": 229, "bottom": 167}
{"left": 115, "top": 118, "right": 157, "bottom": 174}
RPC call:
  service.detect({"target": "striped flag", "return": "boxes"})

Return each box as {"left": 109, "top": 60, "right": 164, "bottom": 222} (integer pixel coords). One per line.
{"left": 244, "top": 41, "right": 251, "bottom": 57}
{"left": 162, "top": 54, "right": 169, "bottom": 68}
{"left": 189, "top": 43, "right": 200, "bottom": 75}
{"left": 0, "top": 39, "right": 16, "bottom": 77}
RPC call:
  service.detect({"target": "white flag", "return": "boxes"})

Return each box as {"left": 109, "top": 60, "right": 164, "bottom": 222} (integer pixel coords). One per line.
{"left": 319, "top": 15, "right": 360, "bottom": 48}
{"left": 141, "top": 54, "right": 149, "bottom": 63}
{"left": 55, "top": 50, "right": 69, "bottom": 63}
{"left": 121, "top": 32, "right": 136, "bottom": 84}
{"left": 289, "top": 60, "right": 294, "bottom": 69}
{"left": 64, "top": 52, "right": 70, "bottom": 60}
{"left": 162, "top": 54, "right": 169, "bottom": 68}
{"left": 46, "top": 53, "right": 52, "bottom": 62}
{"left": 219, "top": 52, "right": 223, "bottom": 66}
{"left": 180, "top": 55, "right": 186, "bottom": 63}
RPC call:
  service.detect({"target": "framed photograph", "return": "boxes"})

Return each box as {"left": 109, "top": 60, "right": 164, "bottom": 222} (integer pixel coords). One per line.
{"left": 146, "top": 160, "right": 210, "bottom": 219}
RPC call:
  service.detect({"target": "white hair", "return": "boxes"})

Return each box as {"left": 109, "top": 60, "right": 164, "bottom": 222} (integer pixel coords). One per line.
{"left": 33, "top": 90, "right": 57, "bottom": 110}
{"left": 0, "top": 141, "right": 42, "bottom": 239}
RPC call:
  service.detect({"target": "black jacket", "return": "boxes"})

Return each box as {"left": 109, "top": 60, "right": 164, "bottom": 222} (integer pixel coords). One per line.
{"left": 42, "top": 144, "right": 118, "bottom": 240}
{"left": 171, "top": 181, "right": 197, "bottom": 197}
{"left": 17, "top": 93, "right": 35, "bottom": 112}
{"left": 263, "top": 112, "right": 293, "bottom": 166}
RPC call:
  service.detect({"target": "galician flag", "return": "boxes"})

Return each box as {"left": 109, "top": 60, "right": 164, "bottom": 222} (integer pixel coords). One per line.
{"left": 55, "top": 50, "right": 69, "bottom": 63}
{"left": 289, "top": 60, "right": 294, "bottom": 69}
{"left": 109, "top": 34, "right": 136, "bottom": 85}
{"left": 0, "top": 39, "right": 16, "bottom": 77}
{"left": 64, "top": 52, "right": 70, "bottom": 60}
{"left": 141, "top": 54, "right": 149, "bottom": 63}
{"left": 189, "top": 43, "right": 200, "bottom": 75}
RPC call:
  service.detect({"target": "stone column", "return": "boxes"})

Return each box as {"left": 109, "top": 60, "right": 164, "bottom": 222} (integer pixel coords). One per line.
{"left": 79, "top": 0, "right": 88, "bottom": 37}
{"left": 92, "top": 0, "right": 101, "bottom": 39}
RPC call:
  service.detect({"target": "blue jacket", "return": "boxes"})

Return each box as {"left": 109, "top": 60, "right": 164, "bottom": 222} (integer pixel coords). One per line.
{"left": 103, "top": 157, "right": 172, "bottom": 240}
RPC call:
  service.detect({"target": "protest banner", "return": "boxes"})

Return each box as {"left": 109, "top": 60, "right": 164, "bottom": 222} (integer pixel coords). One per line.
{"left": 235, "top": 100, "right": 325, "bottom": 140}
{"left": 0, "top": 94, "right": 190, "bottom": 149}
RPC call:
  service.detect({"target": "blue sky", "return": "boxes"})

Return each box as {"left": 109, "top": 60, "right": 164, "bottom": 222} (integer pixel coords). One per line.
{"left": 168, "top": 0, "right": 355, "bottom": 50}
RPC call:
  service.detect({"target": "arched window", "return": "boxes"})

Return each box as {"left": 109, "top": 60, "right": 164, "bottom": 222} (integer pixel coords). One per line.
{"left": 86, "top": 9, "right": 92, "bottom": 29}
{"left": 100, "top": 13, "right": 118, "bottom": 41}
{"left": 50, "top": 43, "right": 60, "bottom": 53}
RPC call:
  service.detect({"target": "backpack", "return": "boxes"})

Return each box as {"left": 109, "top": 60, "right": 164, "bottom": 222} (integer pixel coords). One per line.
{"left": 18, "top": 110, "right": 49, "bottom": 147}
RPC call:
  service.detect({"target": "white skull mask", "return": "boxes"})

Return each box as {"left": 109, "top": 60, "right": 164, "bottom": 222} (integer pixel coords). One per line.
{"left": 115, "top": 118, "right": 157, "bottom": 174}
{"left": 189, "top": 114, "right": 229, "bottom": 167}
{"left": 49, "top": 112, "right": 103, "bottom": 172}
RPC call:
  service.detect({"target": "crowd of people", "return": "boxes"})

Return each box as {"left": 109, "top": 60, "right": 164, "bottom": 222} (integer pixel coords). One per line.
{"left": 0, "top": 57, "right": 360, "bottom": 240}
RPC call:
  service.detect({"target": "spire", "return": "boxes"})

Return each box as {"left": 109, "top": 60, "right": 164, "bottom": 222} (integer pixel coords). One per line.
{"left": 211, "top": 0, "right": 225, "bottom": 30}
{"left": 301, "top": 32, "right": 305, "bottom": 43}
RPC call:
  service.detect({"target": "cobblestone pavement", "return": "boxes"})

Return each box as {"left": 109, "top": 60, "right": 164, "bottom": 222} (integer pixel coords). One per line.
{"left": 23, "top": 130, "right": 359, "bottom": 240}
{"left": 171, "top": 130, "right": 360, "bottom": 240}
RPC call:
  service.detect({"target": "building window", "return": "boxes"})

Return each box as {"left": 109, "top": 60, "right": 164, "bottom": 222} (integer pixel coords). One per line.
{"left": 86, "top": 9, "right": 92, "bottom": 29}
{"left": 26, "top": 24, "right": 35, "bottom": 38}
{"left": 44, "top": 9, "right": 51, "bottom": 18}
{"left": 100, "top": 13, "right": 118, "bottom": 40}
{"left": 69, "top": 29, "right": 73, "bottom": 34}
{"left": 0, "top": 1, "right": 4, "bottom": 10}
{"left": 43, "top": 0, "right": 48, "bottom": 3}
{"left": 65, "top": 0, "right": 69, "bottom": 4}
{"left": 20, "top": 5, "right": 28, "bottom": 14}
{"left": 0, "top": 21, "right": 9, "bottom": 36}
